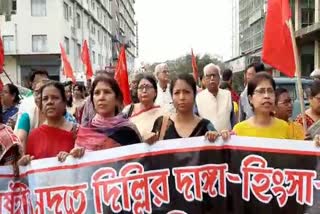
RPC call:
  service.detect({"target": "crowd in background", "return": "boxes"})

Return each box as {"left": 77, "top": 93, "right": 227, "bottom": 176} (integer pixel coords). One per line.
{"left": 1, "top": 63, "right": 320, "bottom": 176}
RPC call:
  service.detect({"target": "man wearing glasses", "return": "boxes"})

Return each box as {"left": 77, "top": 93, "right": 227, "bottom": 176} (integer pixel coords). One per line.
{"left": 196, "top": 63, "right": 234, "bottom": 132}
{"left": 154, "top": 63, "right": 174, "bottom": 112}
{"left": 274, "top": 87, "right": 305, "bottom": 140}
{"left": 310, "top": 69, "right": 320, "bottom": 81}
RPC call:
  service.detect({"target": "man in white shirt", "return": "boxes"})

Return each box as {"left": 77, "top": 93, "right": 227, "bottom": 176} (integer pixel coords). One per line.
{"left": 239, "top": 63, "right": 265, "bottom": 121}
{"left": 14, "top": 69, "right": 49, "bottom": 131}
{"left": 196, "top": 63, "right": 233, "bottom": 131}
{"left": 154, "top": 63, "right": 174, "bottom": 112}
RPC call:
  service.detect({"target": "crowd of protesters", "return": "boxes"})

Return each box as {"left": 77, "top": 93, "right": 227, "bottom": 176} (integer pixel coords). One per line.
{"left": 1, "top": 63, "right": 320, "bottom": 174}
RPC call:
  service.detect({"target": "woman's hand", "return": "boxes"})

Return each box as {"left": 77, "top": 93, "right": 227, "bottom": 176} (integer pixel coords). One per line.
{"left": 205, "top": 131, "right": 219, "bottom": 142}
{"left": 144, "top": 133, "right": 159, "bottom": 145}
{"left": 220, "top": 130, "right": 231, "bottom": 141}
{"left": 57, "top": 151, "right": 69, "bottom": 162}
{"left": 70, "top": 147, "right": 85, "bottom": 159}
{"left": 304, "top": 133, "right": 312, "bottom": 140}
{"left": 205, "top": 130, "right": 231, "bottom": 143}
{"left": 314, "top": 135, "right": 320, "bottom": 147}
{"left": 18, "top": 155, "right": 34, "bottom": 166}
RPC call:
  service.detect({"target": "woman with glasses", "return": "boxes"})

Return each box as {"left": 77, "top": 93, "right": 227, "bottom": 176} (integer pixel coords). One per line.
{"left": 233, "top": 72, "right": 293, "bottom": 139}
{"left": 123, "top": 74, "right": 166, "bottom": 143}
{"left": 296, "top": 80, "right": 320, "bottom": 138}
{"left": 274, "top": 88, "right": 305, "bottom": 140}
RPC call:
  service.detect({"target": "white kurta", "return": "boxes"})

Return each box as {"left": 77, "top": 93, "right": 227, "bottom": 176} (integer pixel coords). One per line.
{"left": 155, "top": 84, "right": 174, "bottom": 112}
{"left": 196, "top": 89, "right": 232, "bottom": 132}
{"left": 14, "top": 95, "right": 36, "bottom": 131}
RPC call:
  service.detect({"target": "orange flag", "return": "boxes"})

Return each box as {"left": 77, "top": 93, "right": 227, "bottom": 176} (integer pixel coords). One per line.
{"left": 114, "top": 46, "right": 131, "bottom": 105}
{"left": 59, "top": 43, "right": 76, "bottom": 83}
{"left": 191, "top": 48, "right": 198, "bottom": 81}
{"left": 262, "top": 0, "right": 295, "bottom": 77}
{"left": 81, "top": 40, "right": 94, "bottom": 80}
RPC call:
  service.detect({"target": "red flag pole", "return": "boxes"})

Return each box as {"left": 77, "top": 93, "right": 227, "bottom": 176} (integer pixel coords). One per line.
{"left": 287, "top": 20, "right": 307, "bottom": 133}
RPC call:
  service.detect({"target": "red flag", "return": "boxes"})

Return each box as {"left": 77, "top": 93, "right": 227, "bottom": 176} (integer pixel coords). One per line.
{"left": 81, "top": 40, "right": 94, "bottom": 80}
{"left": 191, "top": 49, "right": 198, "bottom": 81}
{"left": 0, "top": 35, "right": 4, "bottom": 73}
{"left": 59, "top": 43, "right": 76, "bottom": 83}
{"left": 0, "top": 35, "right": 4, "bottom": 91}
{"left": 262, "top": 0, "right": 295, "bottom": 77}
{"left": 114, "top": 46, "right": 131, "bottom": 105}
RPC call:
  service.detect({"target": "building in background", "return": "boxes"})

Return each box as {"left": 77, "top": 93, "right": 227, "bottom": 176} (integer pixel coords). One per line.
{"left": 0, "top": 0, "right": 137, "bottom": 86}
{"left": 226, "top": 0, "right": 320, "bottom": 77}
{"left": 111, "top": 0, "right": 136, "bottom": 73}
{"left": 231, "top": 0, "right": 240, "bottom": 58}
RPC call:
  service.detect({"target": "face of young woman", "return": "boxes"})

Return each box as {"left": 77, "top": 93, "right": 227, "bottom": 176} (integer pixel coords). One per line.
{"left": 93, "top": 81, "right": 118, "bottom": 117}
{"left": 41, "top": 86, "right": 66, "bottom": 119}
{"left": 310, "top": 92, "right": 320, "bottom": 115}
{"left": 137, "top": 79, "right": 156, "bottom": 104}
{"left": 0, "top": 85, "right": 14, "bottom": 107}
{"left": 172, "top": 79, "right": 195, "bottom": 113}
{"left": 249, "top": 80, "right": 275, "bottom": 115}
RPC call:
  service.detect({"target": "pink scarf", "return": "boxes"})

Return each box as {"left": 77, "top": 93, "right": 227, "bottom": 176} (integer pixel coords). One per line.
{"left": 75, "top": 114, "right": 140, "bottom": 151}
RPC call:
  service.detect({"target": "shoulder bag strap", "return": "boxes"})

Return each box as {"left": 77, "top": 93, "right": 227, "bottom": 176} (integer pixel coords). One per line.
{"left": 159, "top": 116, "right": 170, "bottom": 141}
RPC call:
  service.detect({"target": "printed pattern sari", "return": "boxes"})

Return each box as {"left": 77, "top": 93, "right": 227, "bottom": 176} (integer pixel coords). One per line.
{"left": 295, "top": 113, "right": 316, "bottom": 129}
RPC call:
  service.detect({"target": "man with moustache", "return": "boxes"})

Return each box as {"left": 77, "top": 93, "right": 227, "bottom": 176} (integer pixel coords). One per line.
{"left": 196, "top": 63, "right": 233, "bottom": 132}
{"left": 239, "top": 62, "right": 265, "bottom": 121}
{"left": 154, "top": 63, "right": 174, "bottom": 112}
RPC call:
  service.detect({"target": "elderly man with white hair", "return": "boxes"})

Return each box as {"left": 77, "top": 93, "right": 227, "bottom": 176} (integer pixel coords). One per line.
{"left": 154, "top": 63, "right": 173, "bottom": 112}
{"left": 310, "top": 69, "right": 320, "bottom": 80}
{"left": 196, "top": 63, "right": 234, "bottom": 131}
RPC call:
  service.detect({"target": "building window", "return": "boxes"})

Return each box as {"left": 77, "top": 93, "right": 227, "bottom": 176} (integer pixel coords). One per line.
{"left": 76, "top": 13, "right": 81, "bottom": 28}
{"left": 64, "top": 37, "right": 70, "bottom": 54}
{"left": 12, "top": 0, "right": 17, "bottom": 12}
{"left": 75, "top": 42, "right": 81, "bottom": 70}
{"left": 69, "top": 6, "right": 72, "bottom": 19}
{"left": 2, "top": 36, "right": 14, "bottom": 53}
{"left": 63, "top": 2, "right": 69, "bottom": 20}
{"left": 97, "top": 8, "right": 101, "bottom": 21}
{"left": 32, "top": 35, "right": 47, "bottom": 52}
{"left": 92, "top": 51, "right": 96, "bottom": 63}
{"left": 91, "top": 0, "right": 95, "bottom": 10}
{"left": 98, "top": 54, "right": 102, "bottom": 66}
{"left": 301, "top": 8, "right": 315, "bottom": 28}
{"left": 98, "top": 30, "right": 102, "bottom": 44}
{"left": 77, "top": 43, "right": 81, "bottom": 60}
{"left": 104, "top": 35, "right": 107, "bottom": 48}
{"left": 91, "top": 24, "right": 96, "bottom": 35}
{"left": 31, "top": 0, "right": 46, "bottom": 16}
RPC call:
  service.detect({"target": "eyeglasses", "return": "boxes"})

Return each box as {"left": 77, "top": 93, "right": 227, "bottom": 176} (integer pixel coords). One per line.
{"left": 253, "top": 88, "right": 275, "bottom": 96}
{"left": 137, "top": 85, "right": 154, "bottom": 91}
